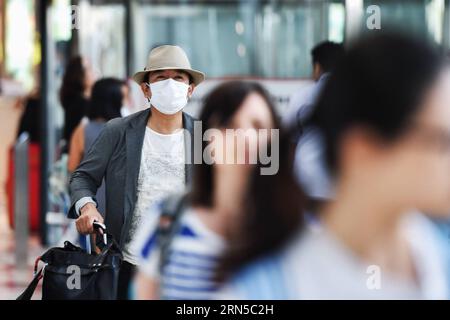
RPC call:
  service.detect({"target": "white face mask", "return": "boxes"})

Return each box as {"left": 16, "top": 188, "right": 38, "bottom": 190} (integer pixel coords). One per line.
{"left": 148, "top": 78, "right": 190, "bottom": 115}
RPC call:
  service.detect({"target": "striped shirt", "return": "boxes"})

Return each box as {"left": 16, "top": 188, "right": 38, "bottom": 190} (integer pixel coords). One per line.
{"left": 134, "top": 205, "right": 226, "bottom": 300}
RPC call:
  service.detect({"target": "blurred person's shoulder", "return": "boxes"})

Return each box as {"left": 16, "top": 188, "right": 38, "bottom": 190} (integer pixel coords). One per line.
{"left": 288, "top": 213, "right": 450, "bottom": 299}
{"left": 218, "top": 225, "right": 321, "bottom": 299}
{"left": 402, "top": 213, "right": 450, "bottom": 299}
{"left": 220, "top": 239, "right": 303, "bottom": 300}
{"left": 403, "top": 211, "right": 450, "bottom": 261}
{"left": 221, "top": 214, "right": 450, "bottom": 300}
{"left": 404, "top": 214, "right": 450, "bottom": 269}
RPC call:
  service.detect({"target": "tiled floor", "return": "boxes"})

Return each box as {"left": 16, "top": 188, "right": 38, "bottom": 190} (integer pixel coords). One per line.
{"left": 0, "top": 205, "right": 43, "bottom": 300}
{"left": 0, "top": 98, "right": 43, "bottom": 300}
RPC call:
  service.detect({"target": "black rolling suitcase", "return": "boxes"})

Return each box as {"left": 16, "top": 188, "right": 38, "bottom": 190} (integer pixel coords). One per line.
{"left": 17, "top": 222, "right": 122, "bottom": 300}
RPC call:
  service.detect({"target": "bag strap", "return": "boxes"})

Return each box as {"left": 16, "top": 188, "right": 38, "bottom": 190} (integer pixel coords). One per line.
{"left": 16, "top": 269, "right": 43, "bottom": 300}
{"left": 157, "top": 192, "right": 189, "bottom": 273}
{"left": 16, "top": 256, "right": 45, "bottom": 300}
{"left": 92, "top": 235, "right": 122, "bottom": 266}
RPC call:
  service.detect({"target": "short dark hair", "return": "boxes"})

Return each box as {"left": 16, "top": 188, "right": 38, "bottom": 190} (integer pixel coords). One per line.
{"left": 308, "top": 32, "right": 446, "bottom": 174}
{"left": 311, "top": 41, "right": 344, "bottom": 73}
{"left": 145, "top": 70, "right": 194, "bottom": 84}
{"left": 87, "top": 78, "right": 126, "bottom": 121}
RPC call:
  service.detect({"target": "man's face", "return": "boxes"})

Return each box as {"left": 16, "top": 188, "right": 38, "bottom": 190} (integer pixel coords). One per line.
{"left": 140, "top": 69, "right": 195, "bottom": 100}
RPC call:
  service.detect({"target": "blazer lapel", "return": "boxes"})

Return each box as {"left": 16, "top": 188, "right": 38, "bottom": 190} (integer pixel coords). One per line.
{"left": 124, "top": 109, "right": 151, "bottom": 219}
{"left": 182, "top": 112, "right": 195, "bottom": 186}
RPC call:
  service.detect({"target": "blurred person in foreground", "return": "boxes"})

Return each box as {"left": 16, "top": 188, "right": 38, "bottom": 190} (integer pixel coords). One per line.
{"left": 68, "top": 45, "right": 204, "bottom": 299}
{"left": 132, "top": 81, "right": 303, "bottom": 300}
{"left": 60, "top": 56, "right": 95, "bottom": 152}
{"left": 283, "top": 41, "right": 344, "bottom": 132}
{"left": 218, "top": 32, "right": 450, "bottom": 299}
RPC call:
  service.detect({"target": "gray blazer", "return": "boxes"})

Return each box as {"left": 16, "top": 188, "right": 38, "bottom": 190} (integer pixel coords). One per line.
{"left": 68, "top": 108, "right": 196, "bottom": 247}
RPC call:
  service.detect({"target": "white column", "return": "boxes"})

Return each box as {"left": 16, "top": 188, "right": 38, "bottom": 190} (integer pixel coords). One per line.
{"left": 345, "top": 0, "right": 364, "bottom": 43}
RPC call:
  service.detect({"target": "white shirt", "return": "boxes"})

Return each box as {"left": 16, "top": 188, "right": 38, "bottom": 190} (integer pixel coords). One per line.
{"left": 122, "top": 127, "right": 186, "bottom": 264}
{"left": 294, "top": 128, "right": 334, "bottom": 200}
{"left": 221, "top": 213, "right": 449, "bottom": 300}
{"left": 282, "top": 214, "right": 448, "bottom": 299}
{"left": 282, "top": 73, "right": 330, "bottom": 128}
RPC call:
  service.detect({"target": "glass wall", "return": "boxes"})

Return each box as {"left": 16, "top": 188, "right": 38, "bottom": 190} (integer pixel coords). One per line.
{"left": 4, "top": 0, "right": 36, "bottom": 91}
{"left": 78, "top": 0, "right": 127, "bottom": 79}
{"left": 132, "top": 0, "right": 345, "bottom": 79}
{"left": 363, "top": 0, "right": 446, "bottom": 44}
{"left": 0, "top": 0, "right": 4, "bottom": 76}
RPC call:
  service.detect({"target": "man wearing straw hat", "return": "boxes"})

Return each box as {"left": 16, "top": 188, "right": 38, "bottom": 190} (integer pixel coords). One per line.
{"left": 68, "top": 45, "right": 205, "bottom": 299}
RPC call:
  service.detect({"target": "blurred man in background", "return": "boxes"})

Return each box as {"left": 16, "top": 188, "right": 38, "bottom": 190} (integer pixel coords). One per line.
{"left": 284, "top": 41, "right": 344, "bottom": 133}
{"left": 288, "top": 42, "right": 344, "bottom": 214}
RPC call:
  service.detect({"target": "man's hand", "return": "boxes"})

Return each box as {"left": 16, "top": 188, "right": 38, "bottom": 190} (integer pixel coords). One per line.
{"left": 76, "top": 203, "right": 104, "bottom": 235}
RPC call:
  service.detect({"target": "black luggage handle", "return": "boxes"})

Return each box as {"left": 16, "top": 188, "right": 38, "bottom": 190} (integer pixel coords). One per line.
{"left": 86, "top": 221, "right": 107, "bottom": 254}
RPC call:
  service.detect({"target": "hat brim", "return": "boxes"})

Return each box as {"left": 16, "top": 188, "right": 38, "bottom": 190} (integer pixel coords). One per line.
{"left": 132, "top": 67, "right": 205, "bottom": 86}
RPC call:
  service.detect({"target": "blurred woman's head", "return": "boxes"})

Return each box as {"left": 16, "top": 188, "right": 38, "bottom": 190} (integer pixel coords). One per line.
{"left": 60, "top": 56, "right": 94, "bottom": 104}
{"left": 88, "top": 78, "right": 128, "bottom": 122}
{"left": 308, "top": 32, "right": 450, "bottom": 217}
{"left": 191, "top": 81, "right": 279, "bottom": 208}
{"left": 191, "top": 81, "right": 304, "bottom": 281}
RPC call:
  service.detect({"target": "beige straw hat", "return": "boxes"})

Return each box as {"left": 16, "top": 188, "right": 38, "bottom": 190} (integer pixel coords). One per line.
{"left": 132, "top": 45, "right": 205, "bottom": 86}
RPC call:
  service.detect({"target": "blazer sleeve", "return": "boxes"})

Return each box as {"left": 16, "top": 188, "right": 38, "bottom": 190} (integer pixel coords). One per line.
{"left": 67, "top": 119, "right": 121, "bottom": 219}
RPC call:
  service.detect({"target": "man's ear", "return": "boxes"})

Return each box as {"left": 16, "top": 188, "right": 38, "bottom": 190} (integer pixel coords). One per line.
{"left": 187, "top": 84, "right": 196, "bottom": 98}
{"left": 140, "top": 82, "right": 151, "bottom": 100}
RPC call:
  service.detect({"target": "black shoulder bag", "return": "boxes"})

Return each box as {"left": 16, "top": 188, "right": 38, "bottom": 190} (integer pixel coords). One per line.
{"left": 17, "top": 227, "right": 122, "bottom": 300}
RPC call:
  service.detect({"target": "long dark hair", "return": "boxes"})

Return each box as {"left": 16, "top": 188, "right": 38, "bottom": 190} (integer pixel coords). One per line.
{"left": 189, "top": 81, "right": 305, "bottom": 282}
{"left": 306, "top": 32, "right": 446, "bottom": 174}
{"left": 59, "top": 56, "right": 87, "bottom": 106}
{"left": 88, "top": 78, "right": 126, "bottom": 121}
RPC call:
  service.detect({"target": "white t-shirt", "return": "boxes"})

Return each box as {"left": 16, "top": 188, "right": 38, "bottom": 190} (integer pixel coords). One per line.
{"left": 286, "top": 214, "right": 448, "bottom": 299}
{"left": 221, "top": 213, "right": 449, "bottom": 300}
{"left": 133, "top": 206, "right": 226, "bottom": 300}
{"left": 122, "top": 127, "right": 186, "bottom": 264}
